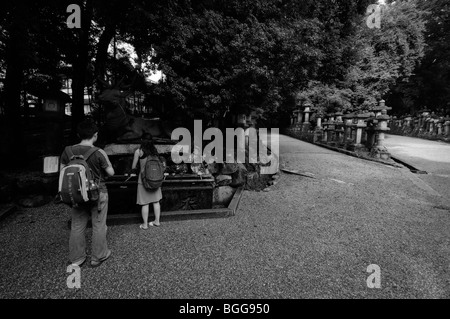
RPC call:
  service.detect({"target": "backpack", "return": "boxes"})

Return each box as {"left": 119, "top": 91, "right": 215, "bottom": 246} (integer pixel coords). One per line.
{"left": 142, "top": 155, "right": 165, "bottom": 190}
{"left": 58, "top": 146, "right": 100, "bottom": 206}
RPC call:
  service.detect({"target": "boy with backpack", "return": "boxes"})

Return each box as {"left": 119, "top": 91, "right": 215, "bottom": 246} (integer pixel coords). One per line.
{"left": 130, "top": 140, "right": 164, "bottom": 229}
{"left": 59, "top": 120, "right": 115, "bottom": 267}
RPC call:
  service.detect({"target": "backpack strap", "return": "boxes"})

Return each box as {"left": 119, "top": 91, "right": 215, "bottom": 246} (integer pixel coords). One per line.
{"left": 66, "top": 146, "right": 75, "bottom": 160}
{"left": 83, "top": 147, "right": 100, "bottom": 161}
{"left": 83, "top": 147, "right": 100, "bottom": 184}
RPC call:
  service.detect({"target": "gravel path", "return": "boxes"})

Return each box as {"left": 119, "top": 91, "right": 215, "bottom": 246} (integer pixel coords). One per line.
{"left": 0, "top": 134, "right": 449, "bottom": 298}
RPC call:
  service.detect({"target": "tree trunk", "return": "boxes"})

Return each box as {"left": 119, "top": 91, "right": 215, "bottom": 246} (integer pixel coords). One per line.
{"left": 2, "top": 3, "right": 29, "bottom": 167}
{"left": 94, "top": 23, "right": 116, "bottom": 90}
{"left": 70, "top": 0, "right": 93, "bottom": 142}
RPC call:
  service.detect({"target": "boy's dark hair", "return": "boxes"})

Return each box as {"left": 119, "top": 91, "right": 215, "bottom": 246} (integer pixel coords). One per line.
{"left": 140, "top": 140, "right": 158, "bottom": 158}
{"left": 77, "top": 120, "right": 99, "bottom": 140}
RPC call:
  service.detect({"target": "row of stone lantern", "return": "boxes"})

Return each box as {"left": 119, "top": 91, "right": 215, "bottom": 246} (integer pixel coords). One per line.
{"left": 290, "top": 103, "right": 312, "bottom": 132}
{"left": 389, "top": 109, "right": 450, "bottom": 141}
{"left": 287, "top": 100, "right": 393, "bottom": 160}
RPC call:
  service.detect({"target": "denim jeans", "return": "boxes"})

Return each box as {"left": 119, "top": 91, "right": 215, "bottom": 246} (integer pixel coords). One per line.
{"left": 69, "top": 191, "right": 109, "bottom": 264}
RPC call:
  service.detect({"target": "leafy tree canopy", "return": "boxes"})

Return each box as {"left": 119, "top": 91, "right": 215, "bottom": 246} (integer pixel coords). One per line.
{"left": 297, "top": 0, "right": 427, "bottom": 115}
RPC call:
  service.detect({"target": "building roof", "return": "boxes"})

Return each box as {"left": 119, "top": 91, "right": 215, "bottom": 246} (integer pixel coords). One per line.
{"left": 27, "top": 88, "right": 72, "bottom": 103}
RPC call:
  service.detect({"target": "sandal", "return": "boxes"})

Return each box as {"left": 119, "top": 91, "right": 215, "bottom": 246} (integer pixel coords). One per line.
{"left": 139, "top": 224, "right": 148, "bottom": 230}
{"left": 148, "top": 222, "right": 160, "bottom": 227}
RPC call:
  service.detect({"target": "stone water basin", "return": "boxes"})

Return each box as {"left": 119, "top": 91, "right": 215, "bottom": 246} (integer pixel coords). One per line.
{"left": 103, "top": 143, "right": 242, "bottom": 221}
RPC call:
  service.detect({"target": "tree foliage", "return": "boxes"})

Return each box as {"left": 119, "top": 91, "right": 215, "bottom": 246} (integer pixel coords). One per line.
{"left": 388, "top": 0, "right": 450, "bottom": 115}
{"left": 144, "top": 0, "right": 376, "bottom": 122}
{"left": 0, "top": 0, "right": 439, "bottom": 147}
{"left": 297, "top": 0, "right": 427, "bottom": 114}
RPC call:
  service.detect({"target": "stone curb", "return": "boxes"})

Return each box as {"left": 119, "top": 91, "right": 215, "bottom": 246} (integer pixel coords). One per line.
{"left": 389, "top": 156, "right": 427, "bottom": 174}
{"left": 68, "top": 187, "right": 245, "bottom": 228}
{"left": 313, "top": 142, "right": 402, "bottom": 168}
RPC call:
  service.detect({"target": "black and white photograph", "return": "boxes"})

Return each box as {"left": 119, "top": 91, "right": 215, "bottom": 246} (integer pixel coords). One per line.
{"left": 0, "top": 0, "right": 449, "bottom": 305}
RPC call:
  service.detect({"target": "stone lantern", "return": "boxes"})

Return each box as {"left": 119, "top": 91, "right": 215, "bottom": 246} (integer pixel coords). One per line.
{"left": 313, "top": 111, "right": 324, "bottom": 143}
{"left": 316, "top": 111, "right": 323, "bottom": 129}
{"left": 372, "top": 100, "right": 390, "bottom": 114}
{"left": 413, "top": 117, "right": 419, "bottom": 131}
{"left": 437, "top": 117, "right": 444, "bottom": 136}
{"left": 295, "top": 108, "right": 303, "bottom": 125}
{"left": 291, "top": 109, "right": 299, "bottom": 126}
{"left": 421, "top": 108, "right": 431, "bottom": 117}
{"left": 362, "top": 111, "right": 375, "bottom": 148}
{"left": 405, "top": 114, "right": 412, "bottom": 128}
{"left": 303, "top": 103, "right": 312, "bottom": 123}
{"left": 444, "top": 115, "right": 450, "bottom": 139}
{"left": 46, "top": 91, "right": 71, "bottom": 174}
{"left": 334, "top": 110, "right": 345, "bottom": 146}
{"left": 424, "top": 117, "right": 432, "bottom": 135}
{"left": 237, "top": 113, "right": 247, "bottom": 126}
{"left": 419, "top": 108, "right": 431, "bottom": 132}
{"left": 430, "top": 113, "right": 439, "bottom": 135}
{"left": 322, "top": 115, "right": 329, "bottom": 143}
{"left": 29, "top": 89, "right": 71, "bottom": 173}
{"left": 327, "top": 113, "right": 336, "bottom": 145}
{"left": 342, "top": 112, "right": 356, "bottom": 147}
{"left": 371, "top": 100, "right": 391, "bottom": 160}
{"left": 302, "top": 102, "right": 312, "bottom": 132}
{"left": 349, "top": 112, "right": 370, "bottom": 151}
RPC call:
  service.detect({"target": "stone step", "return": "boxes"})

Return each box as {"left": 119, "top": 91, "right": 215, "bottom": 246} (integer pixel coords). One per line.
{"left": 68, "top": 187, "right": 244, "bottom": 228}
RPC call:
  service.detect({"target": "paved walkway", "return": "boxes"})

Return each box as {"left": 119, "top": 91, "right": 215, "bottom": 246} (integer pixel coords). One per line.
{"left": 384, "top": 134, "right": 450, "bottom": 200}
{"left": 0, "top": 134, "right": 449, "bottom": 298}
{"left": 384, "top": 134, "right": 450, "bottom": 175}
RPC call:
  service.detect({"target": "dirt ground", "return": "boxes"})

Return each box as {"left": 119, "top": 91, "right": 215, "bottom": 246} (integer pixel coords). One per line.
{"left": 0, "top": 134, "right": 449, "bottom": 298}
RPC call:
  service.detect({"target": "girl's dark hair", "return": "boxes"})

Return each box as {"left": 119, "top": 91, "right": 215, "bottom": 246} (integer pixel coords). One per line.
{"left": 140, "top": 140, "right": 158, "bottom": 158}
